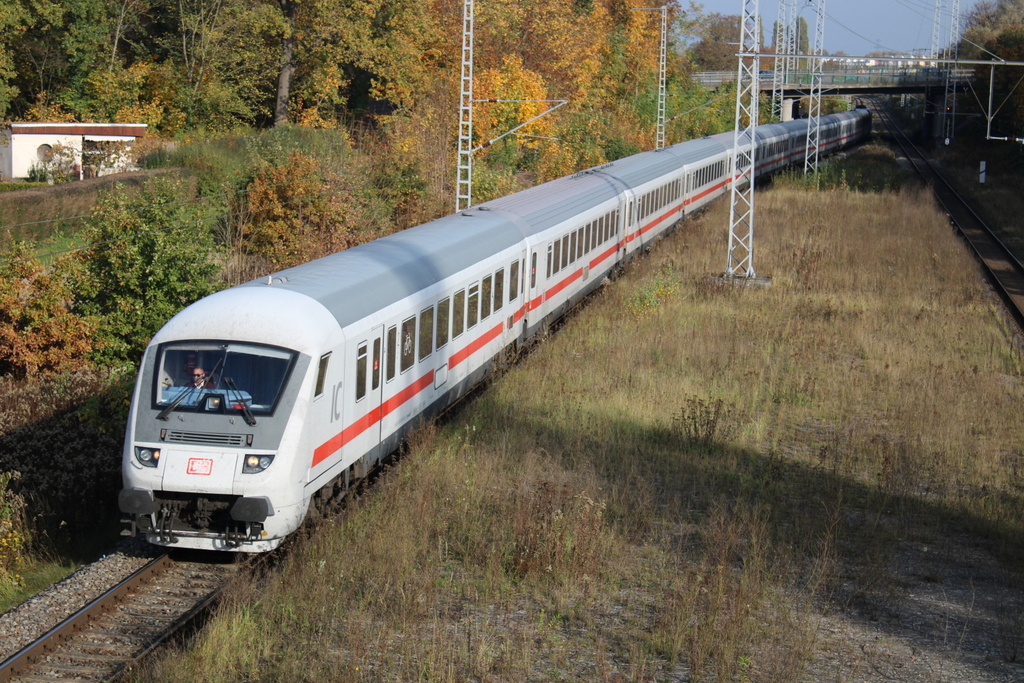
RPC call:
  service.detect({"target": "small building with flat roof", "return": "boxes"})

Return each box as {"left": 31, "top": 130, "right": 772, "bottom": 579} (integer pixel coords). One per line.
{"left": 0, "top": 122, "right": 148, "bottom": 181}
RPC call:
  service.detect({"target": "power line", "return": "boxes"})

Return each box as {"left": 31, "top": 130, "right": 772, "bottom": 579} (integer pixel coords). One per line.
{"left": 1, "top": 182, "right": 362, "bottom": 268}
{"left": 0, "top": 166, "right": 342, "bottom": 234}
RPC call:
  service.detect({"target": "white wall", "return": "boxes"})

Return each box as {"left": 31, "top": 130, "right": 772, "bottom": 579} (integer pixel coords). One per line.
{"left": 10, "top": 134, "right": 82, "bottom": 180}
{"left": 0, "top": 133, "right": 139, "bottom": 180}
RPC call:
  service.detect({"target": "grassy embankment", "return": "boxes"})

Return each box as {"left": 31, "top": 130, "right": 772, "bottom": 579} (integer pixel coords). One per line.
{"left": 934, "top": 137, "right": 1024, "bottom": 256}
{"left": 133, "top": 143, "right": 1024, "bottom": 681}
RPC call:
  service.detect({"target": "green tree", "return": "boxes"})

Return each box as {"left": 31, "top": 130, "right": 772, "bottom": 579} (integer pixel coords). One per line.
{"left": 796, "top": 15, "right": 809, "bottom": 54}
{"left": 0, "top": 1, "right": 28, "bottom": 119}
{"left": 76, "top": 178, "right": 221, "bottom": 367}
{"left": 168, "top": 0, "right": 279, "bottom": 128}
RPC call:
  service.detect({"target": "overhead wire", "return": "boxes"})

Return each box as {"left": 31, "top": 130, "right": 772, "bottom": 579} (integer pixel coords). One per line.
{"left": 0, "top": 164, "right": 343, "bottom": 233}
{"left": 1, "top": 180, "right": 362, "bottom": 268}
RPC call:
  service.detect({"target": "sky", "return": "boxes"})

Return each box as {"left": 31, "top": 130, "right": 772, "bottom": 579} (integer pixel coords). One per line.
{"left": 686, "top": 0, "right": 985, "bottom": 56}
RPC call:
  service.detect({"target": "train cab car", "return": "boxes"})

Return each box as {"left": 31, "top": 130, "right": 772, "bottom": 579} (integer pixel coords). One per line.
{"left": 119, "top": 105, "right": 871, "bottom": 552}
{"left": 118, "top": 287, "right": 334, "bottom": 551}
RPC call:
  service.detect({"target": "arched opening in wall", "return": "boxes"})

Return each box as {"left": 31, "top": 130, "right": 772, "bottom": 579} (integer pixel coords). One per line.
{"left": 36, "top": 144, "right": 53, "bottom": 162}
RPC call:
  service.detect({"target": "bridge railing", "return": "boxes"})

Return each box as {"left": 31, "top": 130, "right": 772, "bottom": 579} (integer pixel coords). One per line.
{"left": 692, "top": 67, "right": 973, "bottom": 90}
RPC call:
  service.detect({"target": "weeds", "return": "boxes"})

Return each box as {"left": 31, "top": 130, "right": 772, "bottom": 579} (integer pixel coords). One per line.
{"left": 672, "top": 395, "right": 732, "bottom": 448}
{"left": 133, "top": 144, "right": 1024, "bottom": 681}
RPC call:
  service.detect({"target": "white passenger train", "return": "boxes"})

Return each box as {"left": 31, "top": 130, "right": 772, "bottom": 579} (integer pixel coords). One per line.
{"left": 119, "top": 107, "right": 871, "bottom": 551}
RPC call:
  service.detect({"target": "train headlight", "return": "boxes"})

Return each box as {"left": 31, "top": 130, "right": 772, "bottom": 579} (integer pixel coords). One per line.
{"left": 242, "top": 454, "right": 274, "bottom": 474}
{"left": 134, "top": 447, "right": 161, "bottom": 468}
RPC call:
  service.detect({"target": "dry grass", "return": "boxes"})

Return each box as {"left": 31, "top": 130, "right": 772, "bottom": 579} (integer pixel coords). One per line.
{"left": 136, "top": 151, "right": 1024, "bottom": 681}
{"left": 0, "top": 169, "right": 187, "bottom": 247}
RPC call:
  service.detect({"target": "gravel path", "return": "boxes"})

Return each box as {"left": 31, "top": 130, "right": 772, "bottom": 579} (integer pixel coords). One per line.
{"left": 0, "top": 537, "right": 160, "bottom": 662}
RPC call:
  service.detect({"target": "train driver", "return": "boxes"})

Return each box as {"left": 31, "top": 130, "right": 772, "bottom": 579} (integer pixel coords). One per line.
{"left": 187, "top": 367, "right": 214, "bottom": 389}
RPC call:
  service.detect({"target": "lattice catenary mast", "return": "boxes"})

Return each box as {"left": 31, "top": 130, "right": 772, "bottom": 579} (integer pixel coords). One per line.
{"left": 943, "top": 0, "right": 961, "bottom": 142}
{"left": 633, "top": 6, "right": 668, "bottom": 149}
{"left": 725, "top": 0, "right": 760, "bottom": 278}
{"left": 455, "top": 0, "right": 474, "bottom": 212}
{"left": 803, "top": 0, "right": 826, "bottom": 176}
{"left": 930, "top": 1, "right": 943, "bottom": 60}
{"left": 771, "top": 0, "right": 794, "bottom": 121}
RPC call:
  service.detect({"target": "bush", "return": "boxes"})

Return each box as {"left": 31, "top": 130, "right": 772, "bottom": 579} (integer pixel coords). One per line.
{"left": 0, "top": 243, "right": 96, "bottom": 379}
{"left": 0, "top": 182, "right": 48, "bottom": 193}
{"left": 75, "top": 177, "right": 221, "bottom": 367}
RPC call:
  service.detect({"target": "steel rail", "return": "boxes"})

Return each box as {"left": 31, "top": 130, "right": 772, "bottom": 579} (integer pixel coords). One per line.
{"left": 871, "top": 101, "right": 1024, "bottom": 330}
{"left": 0, "top": 553, "right": 234, "bottom": 682}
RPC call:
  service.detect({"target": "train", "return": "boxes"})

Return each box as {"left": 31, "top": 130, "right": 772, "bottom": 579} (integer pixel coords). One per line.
{"left": 118, "top": 106, "right": 872, "bottom": 551}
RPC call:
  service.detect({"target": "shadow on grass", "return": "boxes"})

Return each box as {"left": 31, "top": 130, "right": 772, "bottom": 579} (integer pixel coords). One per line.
{"left": 475, "top": 391, "right": 1024, "bottom": 663}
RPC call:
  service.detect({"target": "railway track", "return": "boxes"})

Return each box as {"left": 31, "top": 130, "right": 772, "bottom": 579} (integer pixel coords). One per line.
{"left": 0, "top": 553, "right": 237, "bottom": 682}
{"left": 871, "top": 101, "right": 1024, "bottom": 328}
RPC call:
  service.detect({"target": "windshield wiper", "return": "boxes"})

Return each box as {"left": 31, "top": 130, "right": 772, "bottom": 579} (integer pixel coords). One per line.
{"left": 156, "top": 383, "right": 199, "bottom": 421}
{"left": 223, "top": 376, "right": 257, "bottom": 427}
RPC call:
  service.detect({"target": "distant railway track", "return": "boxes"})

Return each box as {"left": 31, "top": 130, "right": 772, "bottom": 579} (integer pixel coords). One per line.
{"left": 0, "top": 553, "right": 237, "bottom": 682}
{"left": 871, "top": 101, "right": 1024, "bottom": 330}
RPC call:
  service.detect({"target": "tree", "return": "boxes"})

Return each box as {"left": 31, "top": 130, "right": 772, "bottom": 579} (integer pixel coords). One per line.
{"left": 273, "top": 0, "right": 296, "bottom": 125}
{"left": 0, "top": 1, "right": 28, "bottom": 120}
{"left": 796, "top": 15, "right": 809, "bottom": 54}
{"left": 984, "top": 28, "right": 1024, "bottom": 133}
{"left": 690, "top": 14, "right": 739, "bottom": 71}
{"left": 238, "top": 152, "right": 374, "bottom": 269}
{"left": 963, "top": 0, "right": 1024, "bottom": 57}
{"left": 0, "top": 244, "right": 96, "bottom": 379}
{"left": 75, "top": 178, "right": 221, "bottom": 366}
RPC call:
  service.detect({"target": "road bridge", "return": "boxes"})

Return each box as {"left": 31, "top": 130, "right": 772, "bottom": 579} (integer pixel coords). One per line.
{"left": 693, "top": 66, "right": 972, "bottom": 96}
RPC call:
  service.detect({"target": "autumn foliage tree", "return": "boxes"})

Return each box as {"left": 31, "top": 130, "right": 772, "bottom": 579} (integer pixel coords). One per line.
{"left": 0, "top": 245, "right": 96, "bottom": 379}
{"left": 239, "top": 152, "right": 379, "bottom": 270}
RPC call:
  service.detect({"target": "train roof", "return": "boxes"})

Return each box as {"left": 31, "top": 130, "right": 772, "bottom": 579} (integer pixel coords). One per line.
{"left": 230, "top": 108, "right": 869, "bottom": 333}
{"left": 479, "top": 170, "right": 621, "bottom": 233}
{"left": 238, "top": 209, "right": 525, "bottom": 330}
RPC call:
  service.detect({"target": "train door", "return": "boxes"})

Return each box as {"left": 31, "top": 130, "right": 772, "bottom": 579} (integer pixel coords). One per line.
{"left": 527, "top": 248, "right": 540, "bottom": 323}
{"left": 347, "top": 325, "right": 385, "bottom": 470}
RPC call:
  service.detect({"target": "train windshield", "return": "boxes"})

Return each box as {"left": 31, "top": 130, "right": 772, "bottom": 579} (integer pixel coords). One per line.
{"left": 153, "top": 342, "right": 296, "bottom": 414}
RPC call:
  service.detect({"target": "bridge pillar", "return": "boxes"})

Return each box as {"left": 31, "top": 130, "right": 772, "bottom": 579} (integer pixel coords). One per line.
{"left": 781, "top": 98, "right": 795, "bottom": 122}
{"left": 923, "top": 86, "right": 943, "bottom": 145}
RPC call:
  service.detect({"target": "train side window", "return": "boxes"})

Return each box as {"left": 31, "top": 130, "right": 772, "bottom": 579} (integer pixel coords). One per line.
{"left": 481, "top": 276, "right": 492, "bottom": 319}
{"left": 551, "top": 241, "right": 559, "bottom": 275}
{"left": 372, "top": 338, "right": 381, "bottom": 390}
{"left": 576, "top": 228, "right": 583, "bottom": 256}
{"left": 418, "top": 306, "right": 434, "bottom": 361}
{"left": 509, "top": 261, "right": 519, "bottom": 301}
{"left": 386, "top": 326, "right": 397, "bottom": 381}
{"left": 453, "top": 290, "right": 465, "bottom": 338}
{"left": 355, "top": 343, "right": 367, "bottom": 401}
{"left": 400, "top": 317, "right": 415, "bottom": 372}
{"left": 314, "top": 353, "right": 331, "bottom": 397}
{"left": 569, "top": 231, "right": 577, "bottom": 263}
{"left": 436, "top": 298, "right": 450, "bottom": 349}
{"left": 530, "top": 253, "right": 537, "bottom": 289}
{"left": 468, "top": 283, "right": 479, "bottom": 328}
{"left": 494, "top": 268, "right": 504, "bottom": 311}
{"left": 561, "top": 235, "right": 569, "bottom": 269}
{"left": 584, "top": 223, "right": 591, "bottom": 253}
